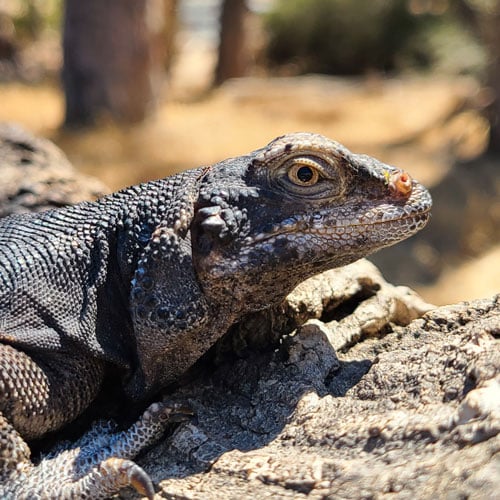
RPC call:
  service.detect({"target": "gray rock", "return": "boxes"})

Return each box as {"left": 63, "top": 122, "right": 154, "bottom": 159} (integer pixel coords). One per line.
{"left": 123, "top": 263, "right": 499, "bottom": 499}
{"left": 0, "top": 123, "right": 107, "bottom": 216}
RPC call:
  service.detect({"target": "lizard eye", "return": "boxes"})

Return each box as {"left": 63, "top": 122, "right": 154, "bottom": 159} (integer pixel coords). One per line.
{"left": 288, "top": 161, "right": 320, "bottom": 186}
{"left": 273, "top": 154, "right": 341, "bottom": 199}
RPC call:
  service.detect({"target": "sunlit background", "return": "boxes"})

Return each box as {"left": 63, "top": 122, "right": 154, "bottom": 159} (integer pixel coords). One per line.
{"left": 0, "top": 0, "right": 499, "bottom": 305}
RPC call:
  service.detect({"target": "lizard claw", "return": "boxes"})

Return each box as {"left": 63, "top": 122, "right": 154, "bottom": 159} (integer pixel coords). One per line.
{"left": 144, "top": 400, "right": 194, "bottom": 424}
{"left": 101, "top": 457, "right": 155, "bottom": 500}
{"left": 88, "top": 403, "right": 193, "bottom": 499}
{"left": 166, "top": 403, "right": 195, "bottom": 423}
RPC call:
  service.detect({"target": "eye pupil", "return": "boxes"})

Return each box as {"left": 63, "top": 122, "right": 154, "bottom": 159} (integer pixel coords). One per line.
{"left": 297, "top": 166, "right": 313, "bottom": 183}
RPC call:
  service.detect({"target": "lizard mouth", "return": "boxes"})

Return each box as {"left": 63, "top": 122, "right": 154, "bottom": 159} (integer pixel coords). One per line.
{"left": 245, "top": 182, "right": 432, "bottom": 247}
{"left": 246, "top": 210, "right": 431, "bottom": 247}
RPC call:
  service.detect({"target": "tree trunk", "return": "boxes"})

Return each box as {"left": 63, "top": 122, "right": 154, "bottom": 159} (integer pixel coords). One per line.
{"left": 62, "top": 0, "right": 167, "bottom": 127}
{"left": 483, "top": 6, "right": 500, "bottom": 151}
{"left": 214, "top": 0, "right": 249, "bottom": 86}
{"left": 456, "top": 0, "right": 500, "bottom": 152}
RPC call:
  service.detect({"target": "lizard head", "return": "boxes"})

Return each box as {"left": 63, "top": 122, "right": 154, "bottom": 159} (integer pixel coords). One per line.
{"left": 192, "top": 132, "right": 431, "bottom": 311}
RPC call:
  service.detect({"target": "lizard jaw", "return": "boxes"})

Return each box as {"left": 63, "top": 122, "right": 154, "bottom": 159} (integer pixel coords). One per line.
{"left": 245, "top": 180, "right": 432, "bottom": 250}
{"left": 247, "top": 210, "right": 431, "bottom": 245}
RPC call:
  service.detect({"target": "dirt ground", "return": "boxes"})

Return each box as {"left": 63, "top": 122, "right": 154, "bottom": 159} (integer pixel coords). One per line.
{"left": 0, "top": 74, "right": 498, "bottom": 305}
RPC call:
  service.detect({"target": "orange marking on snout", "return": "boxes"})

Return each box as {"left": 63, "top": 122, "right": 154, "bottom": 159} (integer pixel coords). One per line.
{"left": 389, "top": 170, "right": 412, "bottom": 197}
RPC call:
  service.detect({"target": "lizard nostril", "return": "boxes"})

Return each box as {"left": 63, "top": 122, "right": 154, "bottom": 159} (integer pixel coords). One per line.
{"left": 388, "top": 170, "right": 412, "bottom": 198}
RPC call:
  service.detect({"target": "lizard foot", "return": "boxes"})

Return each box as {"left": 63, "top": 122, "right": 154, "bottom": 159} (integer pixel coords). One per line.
{"left": 0, "top": 401, "right": 192, "bottom": 500}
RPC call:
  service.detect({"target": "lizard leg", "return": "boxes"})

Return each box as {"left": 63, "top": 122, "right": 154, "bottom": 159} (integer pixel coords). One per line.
{"left": 0, "top": 412, "right": 32, "bottom": 483}
{"left": 9, "top": 401, "right": 191, "bottom": 499}
{"left": 0, "top": 343, "right": 105, "bottom": 440}
{"left": 0, "top": 342, "right": 104, "bottom": 497}
{"left": 0, "top": 342, "right": 191, "bottom": 498}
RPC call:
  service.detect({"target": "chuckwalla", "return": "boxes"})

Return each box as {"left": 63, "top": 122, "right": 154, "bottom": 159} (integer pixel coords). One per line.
{"left": 0, "top": 133, "right": 431, "bottom": 498}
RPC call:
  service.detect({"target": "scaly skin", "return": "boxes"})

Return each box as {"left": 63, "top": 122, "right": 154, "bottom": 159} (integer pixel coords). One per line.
{"left": 0, "top": 133, "right": 431, "bottom": 498}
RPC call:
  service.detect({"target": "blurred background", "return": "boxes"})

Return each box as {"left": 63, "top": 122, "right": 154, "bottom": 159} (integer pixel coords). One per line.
{"left": 0, "top": 0, "right": 498, "bottom": 305}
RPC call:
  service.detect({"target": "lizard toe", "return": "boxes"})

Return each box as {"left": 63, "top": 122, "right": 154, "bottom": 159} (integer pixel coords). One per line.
{"left": 100, "top": 457, "right": 155, "bottom": 500}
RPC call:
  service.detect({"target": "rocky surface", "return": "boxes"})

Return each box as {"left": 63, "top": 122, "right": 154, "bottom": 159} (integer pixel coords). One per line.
{"left": 121, "top": 261, "right": 499, "bottom": 499}
{"left": 0, "top": 123, "right": 107, "bottom": 217}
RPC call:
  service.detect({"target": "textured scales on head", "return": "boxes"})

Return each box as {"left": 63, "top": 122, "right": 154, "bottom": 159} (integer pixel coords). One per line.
{"left": 192, "top": 132, "right": 431, "bottom": 310}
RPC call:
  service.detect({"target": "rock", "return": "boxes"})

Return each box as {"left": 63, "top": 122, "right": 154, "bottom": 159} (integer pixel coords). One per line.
{"left": 0, "top": 123, "right": 108, "bottom": 217}
{"left": 215, "top": 259, "right": 433, "bottom": 357}
{"left": 122, "top": 264, "right": 499, "bottom": 499}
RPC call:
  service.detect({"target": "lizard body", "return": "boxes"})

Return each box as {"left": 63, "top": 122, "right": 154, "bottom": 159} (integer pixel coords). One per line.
{"left": 0, "top": 133, "right": 431, "bottom": 498}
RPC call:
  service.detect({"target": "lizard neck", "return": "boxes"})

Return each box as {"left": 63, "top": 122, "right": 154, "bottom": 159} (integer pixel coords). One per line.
{"left": 104, "top": 174, "right": 198, "bottom": 283}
